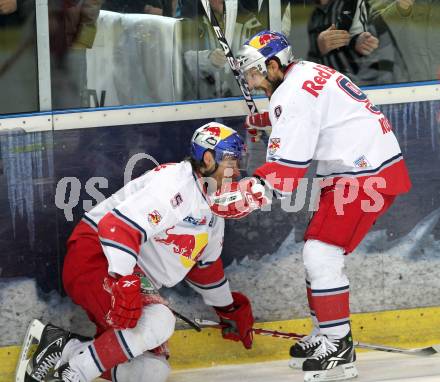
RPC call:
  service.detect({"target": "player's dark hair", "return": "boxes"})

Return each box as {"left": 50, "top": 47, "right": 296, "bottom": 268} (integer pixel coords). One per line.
{"left": 187, "top": 149, "right": 216, "bottom": 175}
{"left": 266, "top": 56, "right": 288, "bottom": 72}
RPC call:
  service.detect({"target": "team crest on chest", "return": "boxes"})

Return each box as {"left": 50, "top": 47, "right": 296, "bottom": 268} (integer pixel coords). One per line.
{"left": 268, "top": 137, "right": 281, "bottom": 155}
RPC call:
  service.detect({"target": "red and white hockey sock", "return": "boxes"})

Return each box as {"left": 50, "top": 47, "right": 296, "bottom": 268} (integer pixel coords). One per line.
{"left": 303, "top": 240, "right": 351, "bottom": 338}
{"left": 306, "top": 279, "right": 320, "bottom": 336}
{"left": 312, "top": 284, "right": 350, "bottom": 338}
{"left": 65, "top": 329, "right": 133, "bottom": 381}
{"left": 66, "top": 304, "right": 175, "bottom": 380}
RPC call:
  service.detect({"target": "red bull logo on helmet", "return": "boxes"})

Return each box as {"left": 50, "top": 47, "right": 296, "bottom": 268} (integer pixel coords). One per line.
{"left": 154, "top": 227, "right": 208, "bottom": 268}
{"left": 203, "top": 126, "right": 221, "bottom": 137}
{"left": 249, "top": 32, "right": 281, "bottom": 50}
{"left": 202, "top": 124, "right": 234, "bottom": 140}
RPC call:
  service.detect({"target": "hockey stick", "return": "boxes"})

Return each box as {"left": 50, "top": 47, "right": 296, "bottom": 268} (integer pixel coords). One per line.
{"left": 15, "top": 319, "right": 45, "bottom": 382}
{"left": 195, "top": 319, "right": 440, "bottom": 357}
{"left": 199, "top": 0, "right": 269, "bottom": 142}
{"left": 171, "top": 308, "right": 202, "bottom": 332}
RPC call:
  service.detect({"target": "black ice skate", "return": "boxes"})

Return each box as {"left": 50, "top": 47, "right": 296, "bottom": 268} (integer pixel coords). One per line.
{"left": 302, "top": 332, "right": 358, "bottom": 382}
{"left": 15, "top": 319, "right": 89, "bottom": 382}
{"left": 288, "top": 334, "right": 323, "bottom": 369}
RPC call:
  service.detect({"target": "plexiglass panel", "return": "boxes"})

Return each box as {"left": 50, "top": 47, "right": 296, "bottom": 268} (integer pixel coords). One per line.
{"left": 47, "top": 0, "right": 270, "bottom": 108}
{"left": 1, "top": 1, "right": 440, "bottom": 114}
{"left": 0, "top": 0, "right": 38, "bottom": 114}
{"left": 290, "top": 0, "right": 440, "bottom": 86}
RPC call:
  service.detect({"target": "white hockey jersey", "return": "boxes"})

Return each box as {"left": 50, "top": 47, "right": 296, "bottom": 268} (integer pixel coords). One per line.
{"left": 79, "top": 161, "right": 231, "bottom": 306}
{"left": 255, "top": 60, "right": 411, "bottom": 196}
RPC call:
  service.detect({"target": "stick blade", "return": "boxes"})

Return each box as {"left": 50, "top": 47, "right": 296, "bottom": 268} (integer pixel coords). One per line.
{"left": 412, "top": 345, "right": 440, "bottom": 356}
{"left": 194, "top": 318, "right": 220, "bottom": 327}
{"left": 15, "top": 319, "right": 45, "bottom": 382}
{"left": 355, "top": 341, "right": 440, "bottom": 356}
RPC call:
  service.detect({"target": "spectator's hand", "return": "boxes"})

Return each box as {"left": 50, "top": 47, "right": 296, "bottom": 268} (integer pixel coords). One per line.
{"left": 355, "top": 32, "right": 379, "bottom": 56}
{"left": 209, "top": 48, "right": 227, "bottom": 68}
{"left": 397, "top": 0, "right": 414, "bottom": 11}
{"left": 144, "top": 4, "right": 163, "bottom": 15}
{"left": 0, "top": 0, "right": 17, "bottom": 15}
{"left": 317, "top": 24, "right": 350, "bottom": 55}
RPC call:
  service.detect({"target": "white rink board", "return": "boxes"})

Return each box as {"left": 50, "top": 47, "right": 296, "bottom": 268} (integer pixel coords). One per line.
{"left": 167, "top": 352, "right": 440, "bottom": 382}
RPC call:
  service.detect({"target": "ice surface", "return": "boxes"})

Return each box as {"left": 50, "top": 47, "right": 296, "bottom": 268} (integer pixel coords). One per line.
{"left": 167, "top": 352, "right": 440, "bottom": 382}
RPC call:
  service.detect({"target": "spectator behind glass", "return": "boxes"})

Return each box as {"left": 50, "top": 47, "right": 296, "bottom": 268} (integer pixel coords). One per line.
{"left": 307, "top": 0, "right": 407, "bottom": 85}
{"left": 239, "top": 0, "right": 291, "bottom": 35}
{"left": 49, "top": 0, "right": 102, "bottom": 110}
{"left": 0, "top": 0, "right": 38, "bottom": 114}
{"left": 180, "top": 0, "right": 261, "bottom": 100}
{"left": 370, "top": 0, "right": 440, "bottom": 82}
{"left": 102, "top": 0, "right": 177, "bottom": 16}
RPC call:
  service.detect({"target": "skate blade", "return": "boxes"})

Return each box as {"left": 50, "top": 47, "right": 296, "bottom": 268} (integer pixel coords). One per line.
{"left": 15, "top": 319, "right": 45, "bottom": 382}
{"left": 304, "top": 362, "right": 358, "bottom": 382}
{"left": 288, "top": 357, "right": 306, "bottom": 369}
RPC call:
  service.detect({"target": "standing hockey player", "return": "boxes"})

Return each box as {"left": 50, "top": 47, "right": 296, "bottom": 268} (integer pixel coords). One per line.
{"left": 20, "top": 123, "right": 261, "bottom": 382}
{"left": 236, "top": 30, "right": 411, "bottom": 382}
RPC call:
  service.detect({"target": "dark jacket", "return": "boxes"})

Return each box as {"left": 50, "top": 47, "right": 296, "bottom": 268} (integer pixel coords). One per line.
{"left": 307, "top": 0, "right": 407, "bottom": 85}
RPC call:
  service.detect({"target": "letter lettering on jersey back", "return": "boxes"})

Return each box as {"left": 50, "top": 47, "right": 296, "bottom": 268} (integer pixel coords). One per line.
{"left": 314, "top": 76, "right": 326, "bottom": 85}
{"left": 315, "top": 64, "right": 336, "bottom": 74}
{"left": 302, "top": 80, "right": 322, "bottom": 97}
{"left": 379, "top": 116, "right": 393, "bottom": 134}
{"left": 301, "top": 65, "right": 335, "bottom": 98}
{"left": 315, "top": 69, "right": 332, "bottom": 80}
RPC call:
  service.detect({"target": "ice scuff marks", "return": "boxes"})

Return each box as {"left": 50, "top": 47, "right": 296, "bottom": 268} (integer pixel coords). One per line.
{"left": 0, "top": 278, "right": 94, "bottom": 346}
{"left": 382, "top": 100, "right": 440, "bottom": 153}
{"left": 0, "top": 130, "right": 54, "bottom": 248}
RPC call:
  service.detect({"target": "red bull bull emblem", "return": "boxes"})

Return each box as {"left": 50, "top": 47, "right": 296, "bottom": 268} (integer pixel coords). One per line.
{"left": 154, "top": 227, "right": 208, "bottom": 268}
{"left": 268, "top": 137, "right": 281, "bottom": 155}
{"left": 148, "top": 210, "right": 162, "bottom": 226}
{"left": 259, "top": 33, "right": 279, "bottom": 46}
{"left": 250, "top": 33, "right": 281, "bottom": 49}
{"left": 203, "top": 126, "right": 221, "bottom": 137}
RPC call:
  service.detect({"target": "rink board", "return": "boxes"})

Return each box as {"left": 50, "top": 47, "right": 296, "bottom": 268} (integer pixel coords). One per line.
{"left": 2, "top": 306, "right": 440, "bottom": 381}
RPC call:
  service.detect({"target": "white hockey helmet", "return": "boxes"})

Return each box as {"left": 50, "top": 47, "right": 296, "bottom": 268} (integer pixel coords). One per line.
{"left": 236, "top": 30, "right": 294, "bottom": 77}
{"left": 190, "top": 122, "right": 245, "bottom": 165}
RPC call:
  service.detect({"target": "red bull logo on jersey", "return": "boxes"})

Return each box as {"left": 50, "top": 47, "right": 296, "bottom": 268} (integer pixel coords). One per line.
{"left": 268, "top": 138, "right": 281, "bottom": 155}
{"left": 249, "top": 33, "right": 281, "bottom": 49}
{"left": 148, "top": 210, "right": 162, "bottom": 226}
{"left": 154, "top": 227, "right": 208, "bottom": 268}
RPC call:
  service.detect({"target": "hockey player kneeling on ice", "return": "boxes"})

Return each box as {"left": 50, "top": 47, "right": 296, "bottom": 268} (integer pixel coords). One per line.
{"left": 237, "top": 30, "right": 412, "bottom": 382}
{"left": 18, "top": 123, "right": 265, "bottom": 382}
